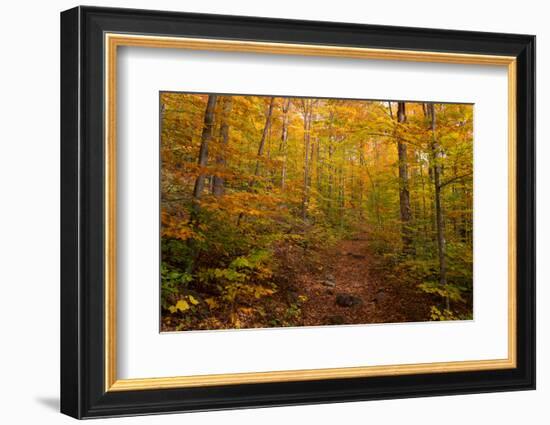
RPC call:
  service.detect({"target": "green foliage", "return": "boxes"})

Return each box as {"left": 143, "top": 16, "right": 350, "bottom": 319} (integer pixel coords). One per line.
{"left": 160, "top": 261, "right": 193, "bottom": 309}
{"left": 446, "top": 242, "right": 473, "bottom": 291}
{"left": 429, "top": 306, "right": 456, "bottom": 321}
{"left": 197, "top": 249, "right": 276, "bottom": 305}
{"left": 284, "top": 294, "right": 308, "bottom": 323}
{"left": 418, "top": 281, "right": 465, "bottom": 303}
{"left": 161, "top": 238, "right": 196, "bottom": 272}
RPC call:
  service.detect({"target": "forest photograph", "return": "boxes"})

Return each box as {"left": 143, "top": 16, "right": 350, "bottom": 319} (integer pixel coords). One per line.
{"left": 160, "top": 92, "right": 474, "bottom": 332}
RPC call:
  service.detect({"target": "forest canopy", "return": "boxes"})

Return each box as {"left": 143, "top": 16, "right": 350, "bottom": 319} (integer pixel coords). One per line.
{"left": 160, "top": 92, "right": 473, "bottom": 331}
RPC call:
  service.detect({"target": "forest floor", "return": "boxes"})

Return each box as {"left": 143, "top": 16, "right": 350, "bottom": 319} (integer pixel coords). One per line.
{"left": 161, "top": 229, "right": 451, "bottom": 332}
{"left": 275, "top": 231, "right": 435, "bottom": 327}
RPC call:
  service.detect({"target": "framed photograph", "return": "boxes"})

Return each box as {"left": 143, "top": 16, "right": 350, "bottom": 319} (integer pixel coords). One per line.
{"left": 60, "top": 6, "right": 535, "bottom": 419}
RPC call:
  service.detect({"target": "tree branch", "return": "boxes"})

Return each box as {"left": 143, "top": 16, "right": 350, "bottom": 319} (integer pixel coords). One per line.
{"left": 438, "top": 172, "right": 473, "bottom": 188}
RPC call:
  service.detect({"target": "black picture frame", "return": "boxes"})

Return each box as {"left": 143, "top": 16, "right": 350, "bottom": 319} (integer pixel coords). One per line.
{"left": 61, "top": 5, "right": 535, "bottom": 419}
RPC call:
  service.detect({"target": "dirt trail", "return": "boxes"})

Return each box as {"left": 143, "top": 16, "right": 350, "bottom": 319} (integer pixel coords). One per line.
{"left": 294, "top": 233, "right": 430, "bottom": 326}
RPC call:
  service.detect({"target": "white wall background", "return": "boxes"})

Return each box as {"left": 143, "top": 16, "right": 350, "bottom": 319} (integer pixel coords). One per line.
{"left": 0, "top": 0, "right": 544, "bottom": 423}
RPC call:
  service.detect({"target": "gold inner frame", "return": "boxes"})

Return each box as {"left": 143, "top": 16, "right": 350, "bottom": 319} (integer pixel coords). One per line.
{"left": 104, "top": 33, "right": 517, "bottom": 392}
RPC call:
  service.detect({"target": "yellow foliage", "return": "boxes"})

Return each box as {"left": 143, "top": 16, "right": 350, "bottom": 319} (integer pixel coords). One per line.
{"left": 168, "top": 299, "right": 190, "bottom": 314}
{"left": 230, "top": 312, "right": 241, "bottom": 328}
{"left": 253, "top": 286, "right": 276, "bottom": 299}
{"left": 205, "top": 297, "right": 219, "bottom": 309}
{"left": 238, "top": 307, "right": 254, "bottom": 315}
{"left": 160, "top": 94, "right": 474, "bottom": 330}
{"left": 187, "top": 295, "right": 199, "bottom": 305}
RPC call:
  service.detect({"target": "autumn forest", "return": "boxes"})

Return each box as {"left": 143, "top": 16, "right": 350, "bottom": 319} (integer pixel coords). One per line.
{"left": 160, "top": 92, "right": 474, "bottom": 331}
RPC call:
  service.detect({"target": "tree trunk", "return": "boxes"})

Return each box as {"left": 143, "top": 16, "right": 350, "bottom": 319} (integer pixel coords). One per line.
{"left": 302, "top": 99, "right": 313, "bottom": 220}
{"left": 310, "top": 136, "right": 316, "bottom": 190}
{"left": 427, "top": 103, "right": 449, "bottom": 309}
{"left": 339, "top": 163, "right": 345, "bottom": 228}
{"left": 419, "top": 159, "right": 429, "bottom": 247}
{"left": 396, "top": 102, "right": 414, "bottom": 255}
{"left": 192, "top": 95, "right": 218, "bottom": 200}
{"left": 316, "top": 136, "right": 322, "bottom": 193}
{"left": 237, "top": 97, "right": 275, "bottom": 226}
{"left": 359, "top": 142, "right": 365, "bottom": 218}
{"left": 280, "top": 98, "right": 291, "bottom": 189}
{"left": 212, "top": 96, "right": 232, "bottom": 196}
{"left": 327, "top": 111, "right": 335, "bottom": 216}
{"left": 187, "top": 94, "right": 217, "bottom": 274}
{"left": 254, "top": 97, "right": 275, "bottom": 177}
{"left": 328, "top": 143, "right": 334, "bottom": 207}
